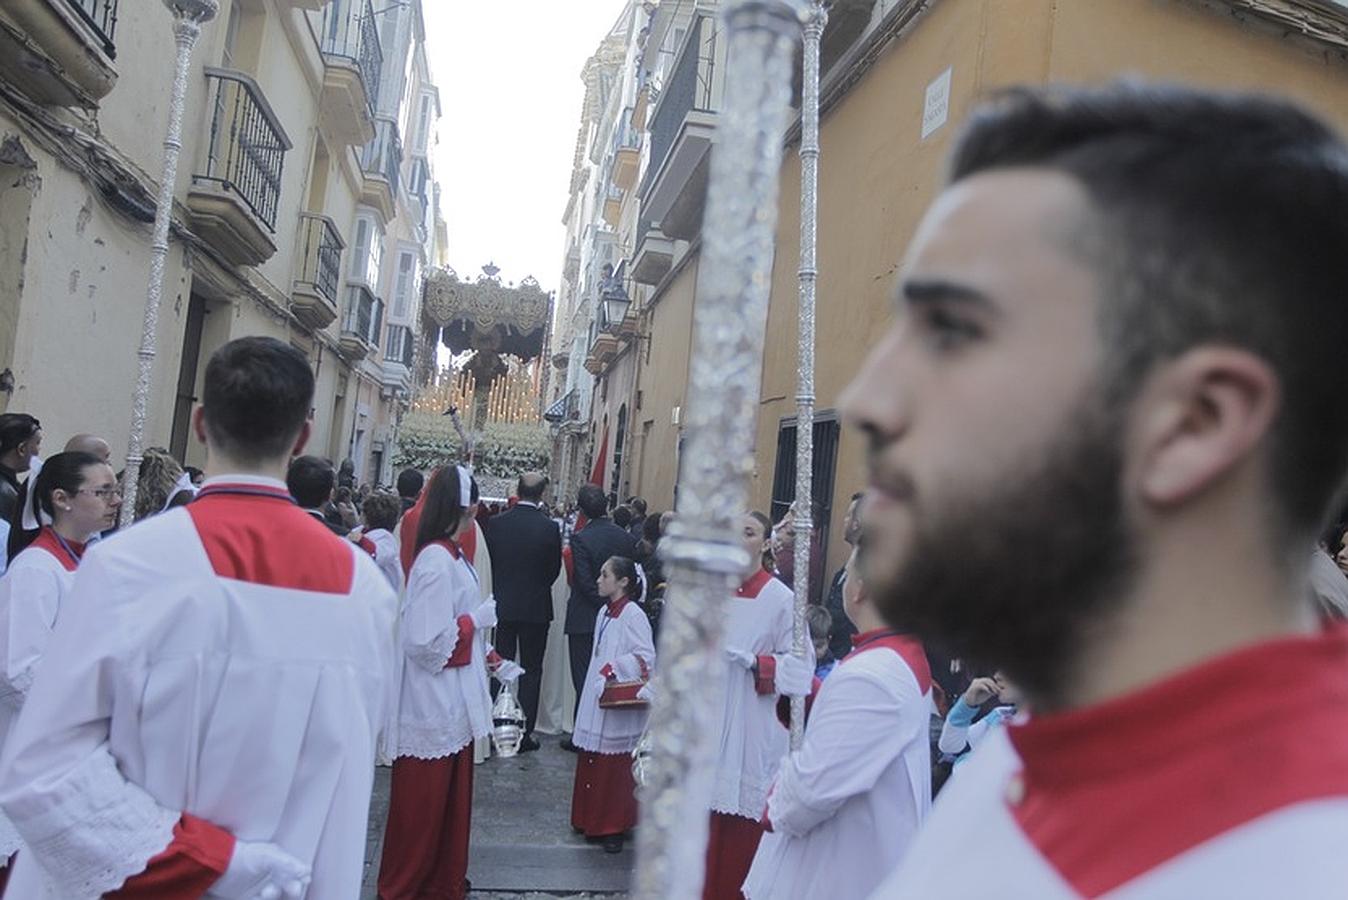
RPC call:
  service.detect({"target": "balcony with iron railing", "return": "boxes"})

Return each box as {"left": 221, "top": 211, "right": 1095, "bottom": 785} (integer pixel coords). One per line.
{"left": 319, "top": 0, "right": 382, "bottom": 146}
{"left": 381, "top": 323, "right": 415, "bottom": 388}
{"left": 291, "top": 214, "right": 344, "bottom": 329}
{"left": 188, "top": 69, "right": 293, "bottom": 267}
{"left": 340, "top": 284, "right": 382, "bottom": 359}
{"left": 0, "top": 0, "right": 119, "bottom": 107}
{"left": 543, "top": 388, "right": 581, "bottom": 425}
{"left": 641, "top": 14, "right": 720, "bottom": 241}
{"left": 359, "top": 116, "right": 402, "bottom": 222}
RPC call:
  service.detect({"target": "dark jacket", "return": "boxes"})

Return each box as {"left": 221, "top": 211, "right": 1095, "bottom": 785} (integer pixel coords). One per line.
{"left": 825, "top": 565, "right": 858, "bottom": 660}
{"left": 565, "top": 517, "right": 638, "bottom": 635}
{"left": 0, "top": 465, "right": 20, "bottom": 528}
{"left": 483, "top": 502, "right": 562, "bottom": 624}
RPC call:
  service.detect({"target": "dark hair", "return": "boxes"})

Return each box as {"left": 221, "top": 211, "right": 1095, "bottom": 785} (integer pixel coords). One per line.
{"left": 642, "top": 511, "right": 663, "bottom": 543}
{"left": 613, "top": 505, "right": 634, "bottom": 529}
{"left": 949, "top": 82, "right": 1348, "bottom": 541}
{"left": 363, "top": 492, "right": 401, "bottom": 532}
{"left": 10, "top": 451, "right": 102, "bottom": 556}
{"left": 287, "top": 455, "right": 335, "bottom": 509}
{"left": 605, "top": 555, "right": 644, "bottom": 602}
{"left": 517, "top": 472, "right": 548, "bottom": 502}
{"left": 577, "top": 483, "right": 608, "bottom": 520}
{"left": 627, "top": 496, "right": 648, "bottom": 517}
{"left": 184, "top": 466, "right": 204, "bottom": 482}
{"left": 415, "top": 466, "right": 480, "bottom": 554}
{"left": 0, "top": 414, "right": 40, "bottom": 455}
{"left": 396, "top": 467, "right": 424, "bottom": 500}
{"left": 202, "top": 337, "right": 313, "bottom": 464}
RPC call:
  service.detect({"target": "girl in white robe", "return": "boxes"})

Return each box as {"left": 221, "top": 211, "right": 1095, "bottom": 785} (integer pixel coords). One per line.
{"left": 706, "top": 512, "right": 815, "bottom": 900}
{"left": 571, "top": 555, "right": 655, "bottom": 853}
{"left": 378, "top": 466, "right": 518, "bottom": 900}
{"left": 0, "top": 451, "right": 119, "bottom": 886}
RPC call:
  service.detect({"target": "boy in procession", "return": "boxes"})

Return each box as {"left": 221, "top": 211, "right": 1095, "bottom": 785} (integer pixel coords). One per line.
{"left": 844, "top": 82, "right": 1348, "bottom": 897}
{"left": 743, "top": 530, "right": 932, "bottom": 899}
{"left": 0, "top": 337, "right": 397, "bottom": 899}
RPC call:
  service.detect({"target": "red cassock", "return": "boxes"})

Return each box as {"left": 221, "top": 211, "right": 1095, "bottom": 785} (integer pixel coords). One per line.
{"left": 704, "top": 812, "right": 766, "bottom": 900}
{"left": 377, "top": 750, "right": 474, "bottom": 900}
{"left": 571, "top": 752, "right": 639, "bottom": 838}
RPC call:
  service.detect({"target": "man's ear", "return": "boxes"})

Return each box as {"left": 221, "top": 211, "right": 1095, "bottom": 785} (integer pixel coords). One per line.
{"left": 291, "top": 420, "right": 311, "bottom": 457}
{"left": 1132, "top": 348, "right": 1280, "bottom": 508}
{"left": 192, "top": 407, "right": 209, "bottom": 446}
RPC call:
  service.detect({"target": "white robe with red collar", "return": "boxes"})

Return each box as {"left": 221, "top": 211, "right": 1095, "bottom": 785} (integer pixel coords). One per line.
{"left": 871, "top": 626, "right": 1348, "bottom": 899}
{"left": 0, "top": 476, "right": 397, "bottom": 899}
{"left": 389, "top": 539, "right": 492, "bottom": 761}
{"left": 0, "top": 531, "right": 80, "bottom": 863}
{"left": 573, "top": 598, "right": 655, "bottom": 755}
{"left": 744, "top": 631, "right": 933, "bottom": 899}
{"left": 712, "top": 570, "right": 810, "bottom": 819}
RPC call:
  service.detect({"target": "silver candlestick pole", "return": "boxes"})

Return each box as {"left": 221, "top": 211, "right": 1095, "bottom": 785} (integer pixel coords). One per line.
{"left": 120, "top": 0, "right": 219, "bottom": 527}
{"left": 789, "top": 0, "right": 826, "bottom": 751}
{"left": 633, "top": 2, "right": 807, "bottom": 898}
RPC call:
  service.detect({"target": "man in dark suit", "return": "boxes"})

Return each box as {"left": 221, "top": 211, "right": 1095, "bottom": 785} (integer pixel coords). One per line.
{"left": 483, "top": 472, "right": 562, "bottom": 752}
{"left": 286, "top": 456, "right": 349, "bottom": 536}
{"left": 565, "top": 483, "right": 638, "bottom": 722}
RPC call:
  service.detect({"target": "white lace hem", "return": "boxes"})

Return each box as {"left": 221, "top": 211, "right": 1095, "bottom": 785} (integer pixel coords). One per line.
{"left": 394, "top": 722, "right": 486, "bottom": 761}
{"left": 4, "top": 747, "right": 180, "bottom": 899}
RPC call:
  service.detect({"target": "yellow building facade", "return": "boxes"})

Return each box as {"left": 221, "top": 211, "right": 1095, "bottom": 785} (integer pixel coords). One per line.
{"left": 582, "top": 0, "right": 1348, "bottom": 580}
{"left": 0, "top": 0, "right": 444, "bottom": 485}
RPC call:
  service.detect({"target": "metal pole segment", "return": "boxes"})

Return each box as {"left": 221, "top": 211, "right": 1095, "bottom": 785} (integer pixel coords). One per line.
{"left": 121, "top": 0, "right": 219, "bottom": 527}
{"left": 633, "top": 2, "right": 807, "bottom": 898}
{"left": 790, "top": 0, "right": 826, "bottom": 751}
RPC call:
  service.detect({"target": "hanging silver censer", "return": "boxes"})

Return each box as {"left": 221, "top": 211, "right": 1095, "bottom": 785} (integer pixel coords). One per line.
{"left": 491, "top": 682, "right": 526, "bottom": 758}
{"left": 631, "top": 727, "right": 654, "bottom": 790}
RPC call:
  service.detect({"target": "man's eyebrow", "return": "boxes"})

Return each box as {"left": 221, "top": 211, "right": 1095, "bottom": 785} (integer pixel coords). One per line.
{"left": 897, "top": 279, "right": 998, "bottom": 311}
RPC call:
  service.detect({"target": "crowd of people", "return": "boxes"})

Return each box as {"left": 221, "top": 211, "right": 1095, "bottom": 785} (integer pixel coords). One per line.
{"left": 0, "top": 80, "right": 1342, "bottom": 900}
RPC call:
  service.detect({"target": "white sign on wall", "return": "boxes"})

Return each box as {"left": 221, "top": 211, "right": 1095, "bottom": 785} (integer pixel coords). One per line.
{"left": 922, "top": 67, "right": 953, "bottom": 139}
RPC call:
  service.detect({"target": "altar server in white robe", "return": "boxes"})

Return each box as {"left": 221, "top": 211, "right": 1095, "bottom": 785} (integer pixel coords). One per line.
{"left": 0, "top": 450, "right": 120, "bottom": 888}
{"left": 378, "top": 464, "right": 519, "bottom": 900}
{"left": 0, "top": 337, "right": 397, "bottom": 899}
{"left": 839, "top": 83, "right": 1348, "bottom": 899}
{"left": 355, "top": 491, "right": 405, "bottom": 593}
{"left": 706, "top": 511, "right": 814, "bottom": 900}
{"left": 571, "top": 555, "right": 655, "bottom": 854}
{"left": 744, "top": 543, "right": 932, "bottom": 899}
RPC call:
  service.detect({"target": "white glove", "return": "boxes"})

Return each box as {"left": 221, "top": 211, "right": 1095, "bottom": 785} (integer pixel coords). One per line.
{"left": 209, "top": 840, "right": 310, "bottom": 900}
{"left": 592, "top": 673, "right": 613, "bottom": 695}
{"left": 470, "top": 599, "right": 497, "bottom": 630}
{"left": 774, "top": 653, "right": 813, "bottom": 698}
{"left": 725, "top": 647, "right": 756, "bottom": 671}
{"left": 494, "top": 659, "right": 524, "bottom": 683}
{"left": 636, "top": 683, "right": 655, "bottom": 703}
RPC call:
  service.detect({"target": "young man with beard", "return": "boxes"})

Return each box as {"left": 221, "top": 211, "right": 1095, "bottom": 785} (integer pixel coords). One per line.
{"left": 842, "top": 83, "right": 1348, "bottom": 898}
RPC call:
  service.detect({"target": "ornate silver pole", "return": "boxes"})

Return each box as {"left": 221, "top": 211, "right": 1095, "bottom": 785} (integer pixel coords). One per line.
{"left": 634, "top": 2, "right": 806, "bottom": 898}
{"left": 789, "top": 0, "right": 826, "bottom": 750}
{"left": 120, "top": 0, "right": 219, "bottom": 527}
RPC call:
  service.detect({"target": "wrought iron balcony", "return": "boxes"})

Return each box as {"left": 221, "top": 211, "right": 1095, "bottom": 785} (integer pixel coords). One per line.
{"left": 64, "top": 0, "right": 117, "bottom": 58}
{"left": 543, "top": 388, "right": 581, "bottom": 425}
{"left": 0, "top": 0, "right": 119, "bottom": 106}
{"left": 359, "top": 116, "right": 402, "bottom": 221}
{"left": 340, "top": 284, "right": 382, "bottom": 358}
{"left": 292, "top": 214, "right": 344, "bottom": 329}
{"left": 641, "top": 13, "right": 720, "bottom": 241}
{"left": 188, "top": 69, "right": 292, "bottom": 266}
{"left": 321, "top": 0, "right": 382, "bottom": 113}
{"left": 612, "top": 108, "right": 641, "bottom": 191}
{"left": 384, "top": 323, "right": 415, "bottom": 366}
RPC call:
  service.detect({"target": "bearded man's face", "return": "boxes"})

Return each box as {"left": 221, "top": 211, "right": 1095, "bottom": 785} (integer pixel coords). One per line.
{"left": 840, "top": 169, "right": 1136, "bottom": 703}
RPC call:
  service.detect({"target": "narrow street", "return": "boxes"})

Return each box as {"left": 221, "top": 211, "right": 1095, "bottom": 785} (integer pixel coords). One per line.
{"left": 362, "top": 734, "right": 633, "bottom": 898}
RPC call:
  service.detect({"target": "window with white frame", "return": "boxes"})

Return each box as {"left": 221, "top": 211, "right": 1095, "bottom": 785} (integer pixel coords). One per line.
{"left": 415, "top": 94, "right": 432, "bottom": 152}
{"left": 392, "top": 250, "right": 416, "bottom": 318}
{"left": 349, "top": 216, "right": 383, "bottom": 285}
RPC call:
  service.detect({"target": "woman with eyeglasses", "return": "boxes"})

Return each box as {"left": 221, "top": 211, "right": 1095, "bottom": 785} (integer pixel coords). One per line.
{"left": 0, "top": 450, "right": 119, "bottom": 887}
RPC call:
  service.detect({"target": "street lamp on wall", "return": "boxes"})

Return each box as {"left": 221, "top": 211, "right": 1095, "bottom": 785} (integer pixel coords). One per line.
{"left": 599, "top": 261, "right": 631, "bottom": 331}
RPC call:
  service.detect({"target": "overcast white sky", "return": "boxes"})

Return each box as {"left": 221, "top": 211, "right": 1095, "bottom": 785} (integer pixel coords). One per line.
{"left": 420, "top": 3, "right": 628, "bottom": 292}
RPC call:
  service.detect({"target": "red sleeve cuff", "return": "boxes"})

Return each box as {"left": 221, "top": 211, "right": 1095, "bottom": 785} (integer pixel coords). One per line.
{"left": 446, "top": 615, "right": 476, "bottom": 668}
{"left": 599, "top": 663, "right": 614, "bottom": 679}
{"left": 775, "top": 677, "right": 823, "bottom": 729}
{"left": 754, "top": 655, "right": 777, "bottom": 695}
{"left": 108, "top": 813, "right": 234, "bottom": 898}
{"left": 486, "top": 649, "right": 503, "bottom": 668}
